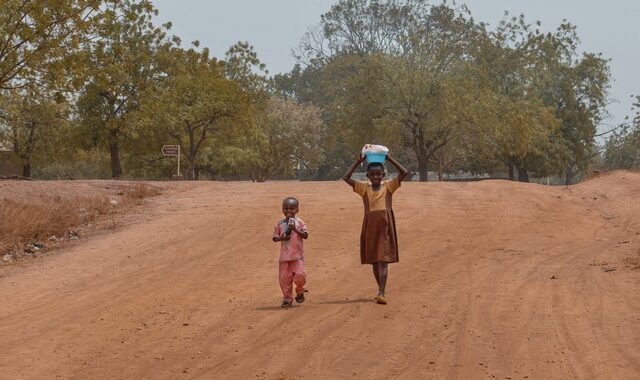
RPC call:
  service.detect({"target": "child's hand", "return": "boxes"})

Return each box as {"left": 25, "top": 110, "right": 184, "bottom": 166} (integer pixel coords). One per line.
{"left": 280, "top": 234, "right": 292, "bottom": 241}
{"left": 357, "top": 153, "right": 365, "bottom": 163}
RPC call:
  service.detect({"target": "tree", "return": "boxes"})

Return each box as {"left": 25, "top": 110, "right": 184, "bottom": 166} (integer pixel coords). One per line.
{"left": 224, "top": 41, "right": 269, "bottom": 96}
{"left": 293, "top": 0, "right": 484, "bottom": 181}
{"left": 477, "top": 15, "right": 611, "bottom": 183}
{"left": 513, "top": 18, "right": 611, "bottom": 183}
{"left": 75, "top": 0, "right": 169, "bottom": 178}
{"left": 473, "top": 14, "right": 570, "bottom": 182}
{"left": 0, "top": 89, "right": 68, "bottom": 177}
{"left": 378, "top": 15, "right": 482, "bottom": 182}
{"left": 0, "top": 0, "right": 99, "bottom": 90}
{"left": 245, "top": 96, "right": 324, "bottom": 182}
{"left": 603, "top": 95, "right": 640, "bottom": 169}
{"left": 543, "top": 53, "right": 610, "bottom": 184}
{"left": 297, "top": 0, "right": 431, "bottom": 64}
{"left": 141, "top": 46, "right": 249, "bottom": 180}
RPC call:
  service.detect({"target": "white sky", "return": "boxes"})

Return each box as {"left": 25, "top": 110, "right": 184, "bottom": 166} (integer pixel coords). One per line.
{"left": 154, "top": 0, "right": 640, "bottom": 133}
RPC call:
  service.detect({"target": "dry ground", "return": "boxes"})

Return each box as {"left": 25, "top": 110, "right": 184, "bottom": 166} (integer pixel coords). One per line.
{"left": 0, "top": 181, "right": 160, "bottom": 256}
{"left": 1, "top": 172, "right": 639, "bottom": 379}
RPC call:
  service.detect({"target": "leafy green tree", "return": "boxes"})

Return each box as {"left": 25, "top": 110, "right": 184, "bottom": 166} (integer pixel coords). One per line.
{"left": 520, "top": 19, "right": 611, "bottom": 183}
{"left": 478, "top": 15, "right": 611, "bottom": 182}
{"left": 224, "top": 41, "right": 269, "bottom": 96}
{"left": 0, "top": 89, "right": 68, "bottom": 177}
{"left": 288, "top": 0, "right": 482, "bottom": 180}
{"left": 297, "top": 0, "right": 432, "bottom": 63}
{"left": 0, "top": 0, "right": 99, "bottom": 90}
{"left": 473, "top": 14, "right": 567, "bottom": 182}
{"left": 246, "top": 96, "right": 325, "bottom": 182}
{"left": 603, "top": 95, "right": 640, "bottom": 169}
{"left": 140, "top": 46, "right": 249, "bottom": 180}
{"left": 75, "top": 0, "right": 169, "bottom": 178}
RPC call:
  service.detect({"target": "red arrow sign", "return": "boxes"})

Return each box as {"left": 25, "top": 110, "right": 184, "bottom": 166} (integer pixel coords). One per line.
{"left": 162, "top": 145, "right": 179, "bottom": 156}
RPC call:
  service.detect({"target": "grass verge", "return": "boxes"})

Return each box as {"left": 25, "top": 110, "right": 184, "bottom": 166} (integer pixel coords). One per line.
{"left": 1, "top": 183, "right": 160, "bottom": 260}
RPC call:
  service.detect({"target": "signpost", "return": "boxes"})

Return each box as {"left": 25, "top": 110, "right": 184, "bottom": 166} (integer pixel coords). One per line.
{"left": 162, "top": 145, "right": 181, "bottom": 179}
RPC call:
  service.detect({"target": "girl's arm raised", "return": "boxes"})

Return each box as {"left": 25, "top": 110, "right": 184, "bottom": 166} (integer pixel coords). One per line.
{"left": 342, "top": 154, "right": 365, "bottom": 187}
{"left": 386, "top": 155, "right": 409, "bottom": 183}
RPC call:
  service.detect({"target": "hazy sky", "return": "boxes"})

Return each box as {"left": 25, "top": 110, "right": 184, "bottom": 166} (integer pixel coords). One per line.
{"left": 153, "top": 0, "right": 640, "bottom": 133}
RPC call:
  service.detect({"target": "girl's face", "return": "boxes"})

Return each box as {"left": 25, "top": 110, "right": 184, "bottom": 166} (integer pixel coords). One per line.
{"left": 366, "top": 167, "right": 385, "bottom": 186}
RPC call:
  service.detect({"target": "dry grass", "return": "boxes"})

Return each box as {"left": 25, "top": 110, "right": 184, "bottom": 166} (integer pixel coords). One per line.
{"left": 0, "top": 182, "right": 160, "bottom": 257}
{"left": 0, "top": 195, "right": 110, "bottom": 253}
{"left": 119, "top": 183, "right": 162, "bottom": 204}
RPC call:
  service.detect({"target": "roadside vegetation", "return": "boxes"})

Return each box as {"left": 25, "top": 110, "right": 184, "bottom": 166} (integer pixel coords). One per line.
{"left": 0, "top": 183, "right": 159, "bottom": 262}
{"left": 0, "top": 0, "right": 637, "bottom": 183}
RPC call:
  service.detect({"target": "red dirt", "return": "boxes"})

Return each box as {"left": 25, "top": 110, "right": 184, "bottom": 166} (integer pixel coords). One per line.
{"left": 1, "top": 172, "right": 639, "bottom": 379}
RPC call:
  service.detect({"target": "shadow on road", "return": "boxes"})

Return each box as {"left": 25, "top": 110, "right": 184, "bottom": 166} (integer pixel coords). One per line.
{"left": 254, "top": 305, "right": 300, "bottom": 311}
{"left": 319, "top": 298, "right": 372, "bottom": 305}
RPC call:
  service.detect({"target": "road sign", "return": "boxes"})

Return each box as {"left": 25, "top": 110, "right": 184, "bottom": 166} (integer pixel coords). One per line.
{"left": 162, "top": 145, "right": 179, "bottom": 156}
{"left": 161, "top": 145, "right": 181, "bottom": 178}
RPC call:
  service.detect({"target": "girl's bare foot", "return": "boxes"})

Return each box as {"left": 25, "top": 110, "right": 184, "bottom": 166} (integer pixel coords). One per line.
{"left": 375, "top": 295, "right": 387, "bottom": 305}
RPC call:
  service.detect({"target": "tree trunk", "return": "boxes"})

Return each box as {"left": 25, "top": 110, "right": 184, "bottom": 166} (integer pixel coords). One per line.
{"left": 20, "top": 122, "right": 35, "bottom": 178}
{"left": 109, "top": 136, "right": 122, "bottom": 179}
{"left": 407, "top": 121, "right": 430, "bottom": 182}
{"left": 507, "top": 156, "right": 515, "bottom": 181}
{"left": 517, "top": 166, "right": 529, "bottom": 182}
{"left": 565, "top": 167, "right": 575, "bottom": 185}
{"left": 187, "top": 126, "right": 197, "bottom": 180}
{"left": 187, "top": 158, "right": 196, "bottom": 180}
{"left": 417, "top": 154, "right": 429, "bottom": 182}
{"left": 22, "top": 162, "right": 31, "bottom": 178}
{"left": 436, "top": 155, "right": 444, "bottom": 181}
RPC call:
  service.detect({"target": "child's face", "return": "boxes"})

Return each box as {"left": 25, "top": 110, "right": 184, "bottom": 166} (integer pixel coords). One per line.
{"left": 366, "top": 167, "right": 385, "bottom": 186}
{"left": 282, "top": 202, "right": 299, "bottom": 219}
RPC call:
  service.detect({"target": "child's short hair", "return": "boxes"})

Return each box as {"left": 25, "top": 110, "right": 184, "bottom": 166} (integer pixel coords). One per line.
{"left": 282, "top": 197, "right": 299, "bottom": 207}
{"left": 366, "top": 162, "right": 385, "bottom": 172}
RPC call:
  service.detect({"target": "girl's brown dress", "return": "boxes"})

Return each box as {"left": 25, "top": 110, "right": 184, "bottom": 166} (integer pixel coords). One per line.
{"left": 353, "top": 178, "right": 401, "bottom": 264}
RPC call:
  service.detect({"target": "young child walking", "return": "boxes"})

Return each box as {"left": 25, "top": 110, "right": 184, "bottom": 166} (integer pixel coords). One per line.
{"left": 272, "top": 197, "right": 309, "bottom": 308}
{"left": 343, "top": 153, "right": 408, "bottom": 305}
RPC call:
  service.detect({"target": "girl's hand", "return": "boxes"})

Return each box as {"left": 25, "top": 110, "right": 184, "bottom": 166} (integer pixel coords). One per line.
{"left": 357, "top": 153, "right": 365, "bottom": 163}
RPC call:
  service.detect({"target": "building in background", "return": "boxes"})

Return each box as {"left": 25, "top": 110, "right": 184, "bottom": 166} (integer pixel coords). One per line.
{"left": 0, "top": 140, "right": 20, "bottom": 176}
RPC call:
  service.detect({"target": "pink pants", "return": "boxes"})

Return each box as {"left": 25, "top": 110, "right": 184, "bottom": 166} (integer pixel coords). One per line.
{"left": 279, "top": 260, "right": 306, "bottom": 302}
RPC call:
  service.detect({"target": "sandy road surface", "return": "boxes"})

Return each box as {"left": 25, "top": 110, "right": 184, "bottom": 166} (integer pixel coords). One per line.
{"left": 1, "top": 173, "right": 639, "bottom": 379}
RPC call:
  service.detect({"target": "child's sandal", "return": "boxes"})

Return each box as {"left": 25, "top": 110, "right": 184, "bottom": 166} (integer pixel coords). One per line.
{"left": 295, "top": 290, "right": 308, "bottom": 304}
{"left": 281, "top": 300, "right": 293, "bottom": 309}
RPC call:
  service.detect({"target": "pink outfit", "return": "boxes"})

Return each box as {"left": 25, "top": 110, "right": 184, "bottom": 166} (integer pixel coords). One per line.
{"left": 273, "top": 218, "right": 308, "bottom": 262}
{"left": 279, "top": 260, "right": 306, "bottom": 302}
{"left": 273, "top": 218, "right": 308, "bottom": 301}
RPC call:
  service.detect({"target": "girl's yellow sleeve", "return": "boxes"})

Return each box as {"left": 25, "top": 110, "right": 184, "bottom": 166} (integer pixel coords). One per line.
{"left": 386, "top": 177, "right": 401, "bottom": 194}
{"left": 353, "top": 181, "right": 367, "bottom": 197}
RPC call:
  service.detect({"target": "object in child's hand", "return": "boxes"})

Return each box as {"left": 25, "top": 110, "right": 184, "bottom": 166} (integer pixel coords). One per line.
{"left": 362, "top": 144, "right": 389, "bottom": 163}
{"left": 286, "top": 217, "right": 296, "bottom": 236}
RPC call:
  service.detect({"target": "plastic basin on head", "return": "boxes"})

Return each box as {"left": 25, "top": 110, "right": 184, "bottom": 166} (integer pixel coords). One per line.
{"left": 365, "top": 153, "right": 387, "bottom": 163}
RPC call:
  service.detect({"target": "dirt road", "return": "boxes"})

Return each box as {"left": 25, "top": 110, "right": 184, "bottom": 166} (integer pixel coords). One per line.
{"left": 1, "top": 172, "right": 639, "bottom": 379}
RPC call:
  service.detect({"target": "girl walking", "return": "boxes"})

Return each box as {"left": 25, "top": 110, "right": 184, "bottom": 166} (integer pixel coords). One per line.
{"left": 343, "top": 152, "right": 408, "bottom": 304}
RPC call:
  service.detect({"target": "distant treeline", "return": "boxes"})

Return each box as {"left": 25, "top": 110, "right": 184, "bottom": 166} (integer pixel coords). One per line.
{"left": 0, "top": 0, "right": 638, "bottom": 182}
